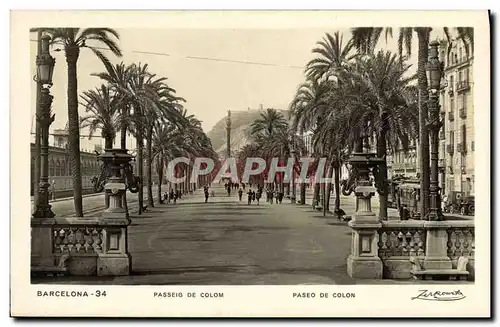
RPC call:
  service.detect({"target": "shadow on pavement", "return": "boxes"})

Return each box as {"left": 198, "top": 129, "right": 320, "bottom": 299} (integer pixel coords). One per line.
{"left": 132, "top": 264, "right": 260, "bottom": 276}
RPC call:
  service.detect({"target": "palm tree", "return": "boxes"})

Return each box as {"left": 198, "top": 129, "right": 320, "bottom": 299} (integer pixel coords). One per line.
{"left": 79, "top": 84, "right": 122, "bottom": 209}
{"left": 349, "top": 26, "right": 473, "bottom": 219}
{"left": 79, "top": 84, "right": 121, "bottom": 149}
{"left": 305, "top": 31, "right": 355, "bottom": 81}
{"left": 91, "top": 61, "right": 135, "bottom": 149}
{"left": 289, "top": 31, "right": 357, "bottom": 212}
{"left": 117, "top": 63, "right": 182, "bottom": 213}
{"left": 45, "top": 28, "right": 122, "bottom": 217}
{"left": 143, "top": 81, "right": 186, "bottom": 208}
{"left": 350, "top": 26, "right": 432, "bottom": 218}
{"left": 92, "top": 62, "right": 136, "bottom": 214}
{"left": 337, "top": 51, "right": 419, "bottom": 219}
{"left": 289, "top": 79, "right": 332, "bottom": 207}
{"left": 250, "top": 108, "right": 289, "bottom": 139}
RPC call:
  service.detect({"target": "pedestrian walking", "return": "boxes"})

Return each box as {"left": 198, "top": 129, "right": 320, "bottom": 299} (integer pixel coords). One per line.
{"left": 204, "top": 186, "right": 209, "bottom": 203}
{"left": 256, "top": 189, "right": 261, "bottom": 205}
{"left": 238, "top": 188, "right": 243, "bottom": 201}
{"left": 278, "top": 191, "right": 284, "bottom": 204}
{"left": 169, "top": 190, "right": 174, "bottom": 204}
{"left": 247, "top": 189, "right": 253, "bottom": 205}
{"left": 49, "top": 180, "right": 56, "bottom": 201}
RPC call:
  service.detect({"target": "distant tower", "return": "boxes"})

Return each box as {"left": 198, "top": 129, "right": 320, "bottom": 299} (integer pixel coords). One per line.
{"left": 226, "top": 110, "right": 231, "bottom": 158}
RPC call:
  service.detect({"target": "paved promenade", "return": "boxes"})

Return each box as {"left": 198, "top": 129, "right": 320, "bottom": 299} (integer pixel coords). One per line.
{"left": 32, "top": 184, "right": 471, "bottom": 285}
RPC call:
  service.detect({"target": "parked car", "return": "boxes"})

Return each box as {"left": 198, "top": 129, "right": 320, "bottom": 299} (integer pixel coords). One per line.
{"left": 443, "top": 191, "right": 475, "bottom": 216}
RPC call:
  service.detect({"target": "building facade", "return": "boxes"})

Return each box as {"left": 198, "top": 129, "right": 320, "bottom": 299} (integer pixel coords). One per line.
{"left": 440, "top": 38, "right": 474, "bottom": 196}
{"left": 386, "top": 139, "right": 419, "bottom": 179}
{"left": 300, "top": 130, "right": 314, "bottom": 155}
{"left": 30, "top": 143, "right": 101, "bottom": 196}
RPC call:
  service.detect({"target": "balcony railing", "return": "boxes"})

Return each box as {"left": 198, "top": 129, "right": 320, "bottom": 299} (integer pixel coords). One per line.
{"left": 446, "top": 144, "right": 454, "bottom": 154}
{"left": 448, "top": 111, "right": 454, "bottom": 121}
{"left": 459, "top": 108, "right": 467, "bottom": 119}
{"left": 456, "top": 81, "right": 471, "bottom": 93}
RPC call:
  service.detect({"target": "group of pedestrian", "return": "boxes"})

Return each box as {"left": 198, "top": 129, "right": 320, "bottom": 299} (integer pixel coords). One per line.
{"left": 162, "top": 189, "right": 184, "bottom": 204}
{"left": 224, "top": 181, "right": 247, "bottom": 197}
{"left": 265, "top": 188, "right": 284, "bottom": 204}
{"left": 245, "top": 185, "right": 262, "bottom": 205}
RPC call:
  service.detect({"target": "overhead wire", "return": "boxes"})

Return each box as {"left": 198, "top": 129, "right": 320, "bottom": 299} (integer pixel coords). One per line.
{"left": 29, "top": 39, "right": 306, "bottom": 70}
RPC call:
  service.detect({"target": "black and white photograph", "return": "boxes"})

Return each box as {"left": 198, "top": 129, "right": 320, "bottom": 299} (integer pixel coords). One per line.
{"left": 10, "top": 9, "right": 490, "bottom": 318}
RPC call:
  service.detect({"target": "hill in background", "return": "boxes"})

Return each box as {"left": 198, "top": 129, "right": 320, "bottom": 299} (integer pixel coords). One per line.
{"left": 206, "top": 108, "right": 290, "bottom": 157}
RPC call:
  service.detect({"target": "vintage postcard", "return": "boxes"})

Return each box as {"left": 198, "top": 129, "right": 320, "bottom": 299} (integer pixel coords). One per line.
{"left": 10, "top": 10, "right": 490, "bottom": 318}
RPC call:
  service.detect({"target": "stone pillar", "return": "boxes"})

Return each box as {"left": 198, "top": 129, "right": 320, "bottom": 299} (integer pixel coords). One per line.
{"left": 423, "top": 221, "right": 452, "bottom": 270}
{"left": 31, "top": 219, "right": 56, "bottom": 269}
{"left": 347, "top": 184, "right": 383, "bottom": 279}
{"left": 97, "top": 149, "right": 132, "bottom": 276}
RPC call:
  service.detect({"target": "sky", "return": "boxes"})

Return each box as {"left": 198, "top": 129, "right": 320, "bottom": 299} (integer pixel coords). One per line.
{"left": 29, "top": 27, "right": 447, "bottom": 151}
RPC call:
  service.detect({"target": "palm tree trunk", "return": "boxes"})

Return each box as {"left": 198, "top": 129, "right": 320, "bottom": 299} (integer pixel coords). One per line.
{"left": 300, "top": 183, "right": 306, "bottom": 204}
{"left": 354, "top": 131, "right": 363, "bottom": 153}
{"left": 157, "top": 156, "right": 163, "bottom": 204}
{"left": 376, "top": 131, "right": 388, "bottom": 220}
{"left": 65, "top": 49, "right": 84, "bottom": 217}
{"left": 146, "top": 125, "right": 154, "bottom": 207}
{"left": 313, "top": 183, "right": 320, "bottom": 209}
{"left": 334, "top": 160, "right": 341, "bottom": 213}
{"left": 104, "top": 136, "right": 114, "bottom": 209}
{"left": 119, "top": 128, "right": 128, "bottom": 214}
{"left": 120, "top": 126, "right": 127, "bottom": 149}
{"left": 417, "top": 28, "right": 431, "bottom": 219}
{"left": 104, "top": 137, "right": 113, "bottom": 150}
{"left": 137, "top": 134, "right": 144, "bottom": 214}
{"left": 325, "top": 162, "right": 334, "bottom": 213}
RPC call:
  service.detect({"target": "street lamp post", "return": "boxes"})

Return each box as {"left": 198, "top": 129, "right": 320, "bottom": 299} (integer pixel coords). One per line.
{"left": 32, "top": 34, "right": 56, "bottom": 219}
{"left": 426, "top": 40, "right": 444, "bottom": 221}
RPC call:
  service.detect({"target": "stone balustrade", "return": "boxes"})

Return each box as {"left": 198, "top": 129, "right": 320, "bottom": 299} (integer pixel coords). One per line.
{"left": 31, "top": 216, "right": 131, "bottom": 276}
{"left": 357, "top": 220, "right": 475, "bottom": 280}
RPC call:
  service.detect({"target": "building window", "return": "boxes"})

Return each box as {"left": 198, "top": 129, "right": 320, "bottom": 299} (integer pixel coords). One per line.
{"left": 450, "top": 98, "right": 454, "bottom": 113}
{"left": 58, "top": 137, "right": 64, "bottom": 148}
{"left": 61, "top": 160, "right": 66, "bottom": 176}
{"left": 448, "top": 179, "right": 454, "bottom": 193}
{"left": 49, "top": 159, "right": 55, "bottom": 177}
{"left": 449, "top": 130, "right": 454, "bottom": 146}
{"left": 450, "top": 75, "right": 454, "bottom": 88}
{"left": 55, "top": 160, "right": 61, "bottom": 176}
